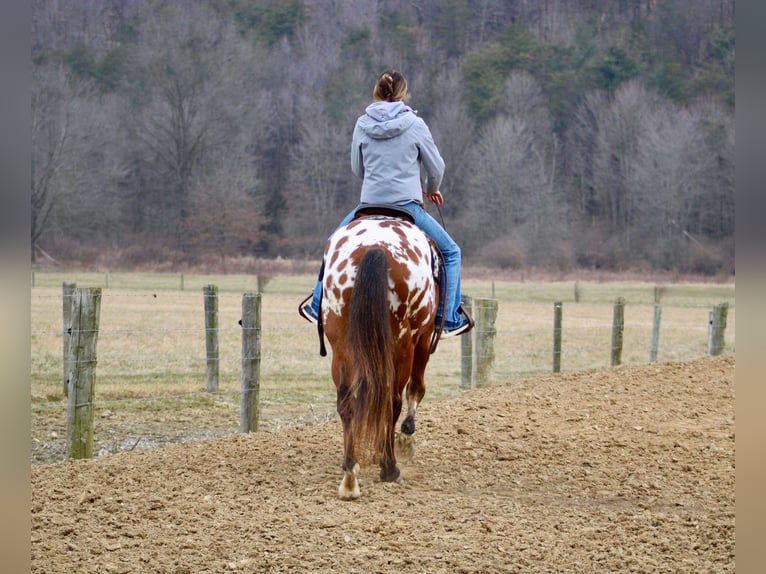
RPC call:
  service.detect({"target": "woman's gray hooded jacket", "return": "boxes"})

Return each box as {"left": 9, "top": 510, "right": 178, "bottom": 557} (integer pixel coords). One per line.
{"left": 351, "top": 100, "right": 445, "bottom": 206}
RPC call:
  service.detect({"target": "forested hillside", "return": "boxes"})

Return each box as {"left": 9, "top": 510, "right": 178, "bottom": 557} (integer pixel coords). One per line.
{"left": 31, "top": 0, "right": 734, "bottom": 274}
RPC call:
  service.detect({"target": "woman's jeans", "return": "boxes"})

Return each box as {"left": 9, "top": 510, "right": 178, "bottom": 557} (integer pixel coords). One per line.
{"left": 309, "top": 201, "right": 464, "bottom": 328}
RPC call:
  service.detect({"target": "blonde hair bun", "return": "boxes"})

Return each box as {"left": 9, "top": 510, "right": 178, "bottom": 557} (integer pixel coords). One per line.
{"left": 373, "top": 70, "right": 409, "bottom": 102}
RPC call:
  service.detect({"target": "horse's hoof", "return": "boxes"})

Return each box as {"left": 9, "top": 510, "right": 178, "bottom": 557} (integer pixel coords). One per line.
{"left": 338, "top": 464, "right": 361, "bottom": 500}
{"left": 338, "top": 484, "right": 360, "bottom": 500}
{"left": 401, "top": 415, "right": 415, "bottom": 435}
{"left": 395, "top": 432, "right": 415, "bottom": 462}
{"left": 379, "top": 465, "right": 401, "bottom": 483}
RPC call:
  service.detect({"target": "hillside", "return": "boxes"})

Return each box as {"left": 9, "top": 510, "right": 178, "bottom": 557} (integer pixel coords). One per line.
{"left": 32, "top": 0, "right": 734, "bottom": 275}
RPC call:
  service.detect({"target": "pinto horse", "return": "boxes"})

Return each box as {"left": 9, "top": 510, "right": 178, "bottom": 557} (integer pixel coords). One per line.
{"left": 319, "top": 213, "right": 440, "bottom": 500}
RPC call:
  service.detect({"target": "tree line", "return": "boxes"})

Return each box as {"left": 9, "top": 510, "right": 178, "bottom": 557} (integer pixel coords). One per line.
{"left": 31, "top": 0, "right": 734, "bottom": 274}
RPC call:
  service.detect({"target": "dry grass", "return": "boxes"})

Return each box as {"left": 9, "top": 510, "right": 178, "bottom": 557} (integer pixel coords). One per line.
{"left": 30, "top": 272, "right": 735, "bottom": 463}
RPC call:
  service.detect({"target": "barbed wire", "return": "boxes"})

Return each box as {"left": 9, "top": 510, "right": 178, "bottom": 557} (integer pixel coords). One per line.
{"left": 34, "top": 290, "right": 736, "bottom": 308}
{"left": 31, "top": 321, "right": 715, "bottom": 338}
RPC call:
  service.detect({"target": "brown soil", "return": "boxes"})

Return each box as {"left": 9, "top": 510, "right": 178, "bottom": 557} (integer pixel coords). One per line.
{"left": 31, "top": 355, "right": 734, "bottom": 573}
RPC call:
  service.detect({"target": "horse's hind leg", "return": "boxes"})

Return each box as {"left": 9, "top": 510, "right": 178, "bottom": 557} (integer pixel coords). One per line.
{"left": 379, "top": 387, "right": 403, "bottom": 482}
{"left": 379, "top": 430, "right": 401, "bottom": 483}
{"left": 338, "top": 416, "right": 361, "bottom": 499}
{"left": 396, "top": 341, "right": 429, "bottom": 461}
{"left": 396, "top": 383, "right": 420, "bottom": 462}
{"left": 335, "top": 368, "right": 361, "bottom": 500}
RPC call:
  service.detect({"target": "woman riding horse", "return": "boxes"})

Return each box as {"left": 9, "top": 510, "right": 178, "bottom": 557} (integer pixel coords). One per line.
{"left": 300, "top": 69, "right": 473, "bottom": 338}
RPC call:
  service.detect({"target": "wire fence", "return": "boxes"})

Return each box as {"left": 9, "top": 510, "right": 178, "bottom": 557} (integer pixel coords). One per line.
{"left": 30, "top": 274, "right": 735, "bottom": 465}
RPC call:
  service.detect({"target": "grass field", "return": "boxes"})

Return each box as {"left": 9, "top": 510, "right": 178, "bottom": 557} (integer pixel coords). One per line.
{"left": 30, "top": 271, "right": 735, "bottom": 463}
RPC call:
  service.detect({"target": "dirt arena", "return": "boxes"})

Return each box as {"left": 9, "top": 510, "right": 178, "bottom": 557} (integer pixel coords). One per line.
{"left": 31, "top": 355, "right": 734, "bottom": 573}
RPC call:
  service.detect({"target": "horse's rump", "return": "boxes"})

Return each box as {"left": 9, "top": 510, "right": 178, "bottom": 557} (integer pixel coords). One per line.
{"left": 322, "top": 217, "right": 437, "bottom": 334}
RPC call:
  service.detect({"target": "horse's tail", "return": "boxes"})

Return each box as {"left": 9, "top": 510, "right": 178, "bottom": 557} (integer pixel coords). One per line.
{"left": 345, "top": 249, "right": 394, "bottom": 462}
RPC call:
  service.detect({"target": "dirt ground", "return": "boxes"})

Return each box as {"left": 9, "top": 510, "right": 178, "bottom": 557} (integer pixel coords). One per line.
{"left": 31, "top": 355, "right": 734, "bottom": 573}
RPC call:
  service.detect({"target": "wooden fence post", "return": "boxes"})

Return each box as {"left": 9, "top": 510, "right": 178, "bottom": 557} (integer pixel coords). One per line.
{"left": 203, "top": 285, "right": 219, "bottom": 393}
{"left": 553, "top": 302, "right": 563, "bottom": 373}
{"left": 240, "top": 293, "right": 262, "bottom": 433}
{"left": 62, "top": 282, "right": 76, "bottom": 396}
{"left": 460, "top": 295, "right": 474, "bottom": 389}
{"left": 708, "top": 302, "right": 729, "bottom": 356}
{"left": 474, "top": 298, "right": 498, "bottom": 387}
{"left": 610, "top": 297, "right": 625, "bottom": 366}
{"left": 460, "top": 296, "right": 497, "bottom": 388}
{"left": 650, "top": 304, "right": 662, "bottom": 363}
{"left": 66, "top": 287, "right": 101, "bottom": 460}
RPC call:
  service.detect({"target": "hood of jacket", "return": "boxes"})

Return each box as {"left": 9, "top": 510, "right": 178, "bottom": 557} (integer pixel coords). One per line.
{"left": 358, "top": 101, "right": 418, "bottom": 140}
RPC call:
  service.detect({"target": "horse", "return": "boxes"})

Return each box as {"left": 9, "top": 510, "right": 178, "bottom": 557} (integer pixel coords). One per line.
{"left": 319, "top": 212, "right": 441, "bottom": 500}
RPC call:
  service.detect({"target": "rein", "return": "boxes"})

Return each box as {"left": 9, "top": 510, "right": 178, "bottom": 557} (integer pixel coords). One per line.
{"left": 433, "top": 201, "right": 447, "bottom": 231}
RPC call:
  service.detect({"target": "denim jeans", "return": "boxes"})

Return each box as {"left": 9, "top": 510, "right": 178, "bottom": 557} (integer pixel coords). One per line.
{"left": 309, "top": 201, "right": 464, "bottom": 328}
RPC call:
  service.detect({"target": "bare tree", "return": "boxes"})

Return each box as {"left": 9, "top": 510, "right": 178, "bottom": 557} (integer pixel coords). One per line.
{"left": 185, "top": 148, "right": 263, "bottom": 269}
{"left": 465, "top": 72, "right": 561, "bottom": 261}
{"left": 629, "top": 102, "right": 706, "bottom": 265}
{"left": 586, "top": 80, "right": 735, "bottom": 269}
{"left": 591, "top": 81, "right": 662, "bottom": 234}
{"left": 637, "top": 97, "right": 732, "bottom": 267}
{"left": 692, "top": 97, "right": 735, "bottom": 240}
{"left": 567, "top": 89, "right": 608, "bottom": 219}
{"left": 467, "top": 115, "right": 533, "bottom": 240}
{"left": 286, "top": 109, "right": 355, "bottom": 250}
{"left": 427, "top": 67, "right": 477, "bottom": 219}
{"left": 31, "top": 63, "right": 71, "bottom": 259}
{"left": 122, "top": 4, "right": 251, "bottom": 250}
{"left": 30, "top": 63, "right": 112, "bottom": 260}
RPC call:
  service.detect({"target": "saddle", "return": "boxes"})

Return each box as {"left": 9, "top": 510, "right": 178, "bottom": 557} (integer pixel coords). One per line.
{"left": 352, "top": 203, "right": 415, "bottom": 223}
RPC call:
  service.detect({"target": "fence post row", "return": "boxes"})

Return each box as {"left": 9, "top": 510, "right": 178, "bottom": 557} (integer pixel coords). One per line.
{"left": 53, "top": 282, "right": 730, "bottom": 459}
{"left": 610, "top": 297, "right": 625, "bottom": 366}
{"left": 66, "top": 287, "right": 101, "bottom": 460}
{"left": 240, "top": 293, "right": 262, "bottom": 433}
{"left": 203, "top": 285, "right": 219, "bottom": 393}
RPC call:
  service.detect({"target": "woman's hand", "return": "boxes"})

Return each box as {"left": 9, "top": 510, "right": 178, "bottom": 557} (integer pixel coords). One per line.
{"left": 426, "top": 191, "right": 444, "bottom": 206}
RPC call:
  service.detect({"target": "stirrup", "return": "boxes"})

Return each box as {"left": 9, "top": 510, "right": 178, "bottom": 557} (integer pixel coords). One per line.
{"left": 440, "top": 304, "right": 475, "bottom": 339}
{"left": 298, "top": 294, "right": 318, "bottom": 325}
{"left": 458, "top": 303, "right": 475, "bottom": 330}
